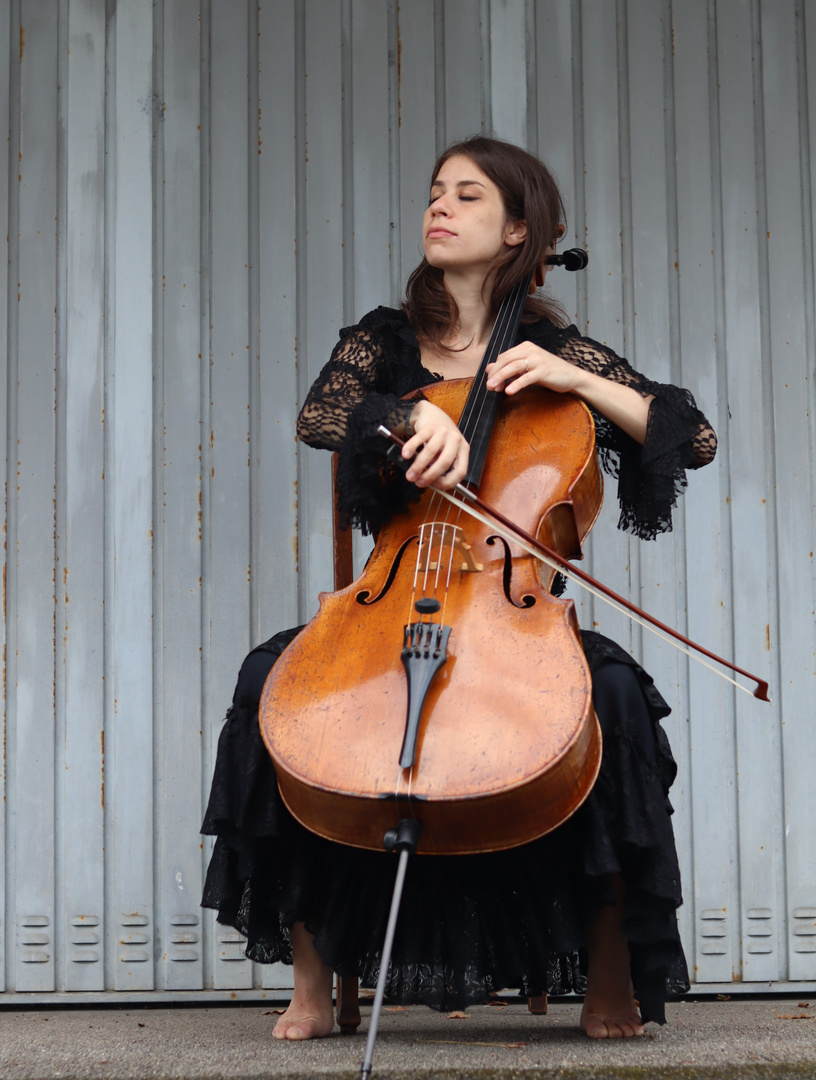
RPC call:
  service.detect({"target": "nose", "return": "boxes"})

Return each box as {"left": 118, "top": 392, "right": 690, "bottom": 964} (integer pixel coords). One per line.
{"left": 429, "top": 193, "right": 450, "bottom": 215}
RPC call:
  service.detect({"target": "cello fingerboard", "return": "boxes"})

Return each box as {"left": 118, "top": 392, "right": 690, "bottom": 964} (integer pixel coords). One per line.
{"left": 459, "top": 277, "right": 530, "bottom": 487}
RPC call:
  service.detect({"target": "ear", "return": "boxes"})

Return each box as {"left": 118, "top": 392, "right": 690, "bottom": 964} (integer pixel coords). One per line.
{"left": 504, "top": 219, "right": 527, "bottom": 247}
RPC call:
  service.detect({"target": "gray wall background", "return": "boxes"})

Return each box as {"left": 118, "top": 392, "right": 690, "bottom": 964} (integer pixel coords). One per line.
{"left": 1, "top": 0, "right": 814, "bottom": 999}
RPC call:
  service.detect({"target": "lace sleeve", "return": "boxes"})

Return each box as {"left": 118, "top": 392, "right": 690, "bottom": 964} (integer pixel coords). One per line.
{"left": 296, "top": 319, "right": 422, "bottom": 535}
{"left": 554, "top": 327, "right": 717, "bottom": 539}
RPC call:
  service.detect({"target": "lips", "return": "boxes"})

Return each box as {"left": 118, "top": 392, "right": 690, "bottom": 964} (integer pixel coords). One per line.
{"left": 427, "top": 228, "right": 455, "bottom": 238}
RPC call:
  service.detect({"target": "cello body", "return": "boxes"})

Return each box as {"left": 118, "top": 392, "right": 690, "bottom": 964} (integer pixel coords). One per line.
{"left": 260, "top": 379, "right": 604, "bottom": 855}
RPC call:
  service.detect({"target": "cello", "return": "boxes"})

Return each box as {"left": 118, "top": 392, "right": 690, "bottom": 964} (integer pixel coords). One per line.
{"left": 260, "top": 278, "right": 604, "bottom": 855}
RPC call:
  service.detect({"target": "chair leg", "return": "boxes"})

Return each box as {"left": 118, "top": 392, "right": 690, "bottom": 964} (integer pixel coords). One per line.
{"left": 336, "top": 975, "right": 362, "bottom": 1033}
{"left": 527, "top": 992, "right": 548, "bottom": 1015}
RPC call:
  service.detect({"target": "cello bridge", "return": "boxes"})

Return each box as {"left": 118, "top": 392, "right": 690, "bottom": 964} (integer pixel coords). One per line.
{"left": 417, "top": 522, "right": 483, "bottom": 573}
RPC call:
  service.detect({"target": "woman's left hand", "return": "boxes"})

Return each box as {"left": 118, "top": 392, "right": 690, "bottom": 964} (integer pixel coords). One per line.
{"left": 486, "top": 341, "right": 653, "bottom": 445}
{"left": 485, "top": 343, "right": 582, "bottom": 396}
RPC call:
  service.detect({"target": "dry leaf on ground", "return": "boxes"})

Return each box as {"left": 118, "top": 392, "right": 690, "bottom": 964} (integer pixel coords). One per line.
{"left": 446, "top": 1010, "right": 468, "bottom": 1019}
{"left": 776, "top": 1013, "right": 811, "bottom": 1020}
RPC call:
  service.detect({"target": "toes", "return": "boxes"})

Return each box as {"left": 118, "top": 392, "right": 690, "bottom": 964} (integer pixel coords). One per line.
{"left": 581, "top": 1010, "right": 644, "bottom": 1040}
{"left": 273, "top": 1012, "right": 334, "bottom": 1041}
{"left": 581, "top": 1012, "right": 611, "bottom": 1039}
{"left": 584, "top": 1019, "right": 610, "bottom": 1039}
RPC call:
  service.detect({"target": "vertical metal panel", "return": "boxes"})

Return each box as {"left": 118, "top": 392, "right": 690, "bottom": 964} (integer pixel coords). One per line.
{"left": 672, "top": 0, "right": 738, "bottom": 985}
{"left": 155, "top": 0, "right": 205, "bottom": 991}
{"left": 298, "top": 0, "right": 345, "bottom": 618}
{"left": 761, "top": 0, "right": 816, "bottom": 981}
{"left": 489, "top": 0, "right": 529, "bottom": 145}
{"left": 255, "top": 0, "right": 299, "bottom": 992}
{"left": 800, "top": 0, "right": 816, "bottom": 982}
{"left": 0, "top": 0, "right": 11, "bottom": 994}
{"left": 716, "top": 0, "right": 779, "bottom": 983}
{"left": 534, "top": 0, "right": 580, "bottom": 323}
{"left": 577, "top": 0, "right": 634, "bottom": 659}
{"left": 396, "top": 0, "right": 438, "bottom": 288}
{"left": 198, "top": 0, "right": 218, "bottom": 992}
{"left": 207, "top": 0, "right": 253, "bottom": 990}
{"left": 443, "top": 0, "right": 485, "bottom": 142}
{"left": 58, "top": 0, "right": 107, "bottom": 991}
{"left": 348, "top": 0, "right": 392, "bottom": 576}
{"left": 349, "top": 0, "right": 393, "bottom": 316}
{"left": 107, "top": 0, "right": 156, "bottom": 991}
{"left": 625, "top": 0, "right": 692, "bottom": 956}
{"left": 13, "top": 0, "right": 59, "bottom": 994}
{"left": 257, "top": 0, "right": 299, "bottom": 634}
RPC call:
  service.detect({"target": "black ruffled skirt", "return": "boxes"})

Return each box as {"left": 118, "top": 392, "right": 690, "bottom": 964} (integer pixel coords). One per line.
{"left": 201, "top": 627, "right": 689, "bottom": 1024}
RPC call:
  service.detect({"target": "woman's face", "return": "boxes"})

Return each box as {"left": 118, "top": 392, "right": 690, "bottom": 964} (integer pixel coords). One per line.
{"left": 423, "top": 155, "right": 526, "bottom": 275}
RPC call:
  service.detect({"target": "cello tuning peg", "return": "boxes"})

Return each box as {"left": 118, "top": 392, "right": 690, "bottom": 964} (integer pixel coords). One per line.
{"left": 544, "top": 248, "right": 589, "bottom": 271}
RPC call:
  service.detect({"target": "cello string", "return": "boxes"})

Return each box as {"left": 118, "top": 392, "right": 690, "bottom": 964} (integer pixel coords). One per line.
{"left": 409, "top": 524, "right": 425, "bottom": 625}
{"left": 433, "top": 521, "right": 448, "bottom": 595}
{"left": 458, "top": 280, "right": 527, "bottom": 447}
{"left": 402, "top": 282, "right": 524, "bottom": 622}
{"left": 435, "top": 286, "right": 526, "bottom": 619}
{"left": 457, "top": 280, "right": 524, "bottom": 435}
{"left": 404, "top": 280, "right": 526, "bottom": 625}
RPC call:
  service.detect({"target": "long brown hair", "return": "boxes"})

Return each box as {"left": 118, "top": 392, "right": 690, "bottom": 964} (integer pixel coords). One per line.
{"left": 403, "top": 137, "right": 568, "bottom": 350}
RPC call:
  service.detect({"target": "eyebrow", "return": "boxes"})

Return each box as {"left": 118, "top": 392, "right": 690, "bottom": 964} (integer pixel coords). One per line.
{"left": 430, "top": 179, "right": 487, "bottom": 189}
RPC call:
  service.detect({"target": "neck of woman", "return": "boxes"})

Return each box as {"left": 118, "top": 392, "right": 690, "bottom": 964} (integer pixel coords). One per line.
{"left": 441, "top": 267, "right": 496, "bottom": 351}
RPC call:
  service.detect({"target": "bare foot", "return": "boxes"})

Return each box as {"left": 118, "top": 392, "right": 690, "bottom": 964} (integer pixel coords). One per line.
{"left": 580, "top": 875, "right": 645, "bottom": 1040}
{"left": 272, "top": 999, "right": 334, "bottom": 1041}
{"left": 272, "top": 922, "right": 335, "bottom": 1041}
{"left": 580, "top": 999, "right": 644, "bottom": 1040}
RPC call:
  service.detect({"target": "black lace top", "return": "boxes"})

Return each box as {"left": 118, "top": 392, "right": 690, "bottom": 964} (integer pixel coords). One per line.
{"left": 297, "top": 306, "right": 717, "bottom": 540}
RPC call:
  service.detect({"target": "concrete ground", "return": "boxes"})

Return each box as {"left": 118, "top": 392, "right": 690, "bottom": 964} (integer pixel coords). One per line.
{"left": 1, "top": 996, "right": 815, "bottom": 1080}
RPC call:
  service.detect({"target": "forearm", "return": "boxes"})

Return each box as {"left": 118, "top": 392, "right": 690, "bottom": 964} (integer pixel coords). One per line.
{"left": 571, "top": 368, "right": 653, "bottom": 445}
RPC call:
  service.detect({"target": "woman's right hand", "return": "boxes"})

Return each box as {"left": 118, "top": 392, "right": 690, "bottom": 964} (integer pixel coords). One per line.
{"left": 401, "top": 400, "right": 469, "bottom": 490}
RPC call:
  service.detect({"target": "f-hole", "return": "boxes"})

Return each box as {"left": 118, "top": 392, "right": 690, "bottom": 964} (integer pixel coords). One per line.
{"left": 356, "top": 535, "right": 418, "bottom": 606}
{"left": 486, "top": 536, "right": 537, "bottom": 609}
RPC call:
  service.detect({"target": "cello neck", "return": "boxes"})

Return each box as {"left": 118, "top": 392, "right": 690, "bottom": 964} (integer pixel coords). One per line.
{"left": 458, "top": 277, "right": 531, "bottom": 486}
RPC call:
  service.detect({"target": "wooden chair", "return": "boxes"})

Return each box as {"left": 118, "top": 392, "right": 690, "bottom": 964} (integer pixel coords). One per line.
{"left": 329, "top": 456, "right": 547, "bottom": 1032}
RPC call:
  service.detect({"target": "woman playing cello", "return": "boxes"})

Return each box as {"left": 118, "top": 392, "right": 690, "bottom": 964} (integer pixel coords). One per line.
{"left": 201, "top": 137, "right": 717, "bottom": 1041}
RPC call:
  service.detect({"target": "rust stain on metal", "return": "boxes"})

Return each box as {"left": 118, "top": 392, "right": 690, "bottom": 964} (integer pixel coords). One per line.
{"left": 19, "top": 24, "right": 24, "bottom": 61}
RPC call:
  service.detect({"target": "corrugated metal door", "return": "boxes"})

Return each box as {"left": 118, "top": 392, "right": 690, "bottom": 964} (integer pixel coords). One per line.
{"left": 1, "top": 0, "right": 814, "bottom": 1000}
